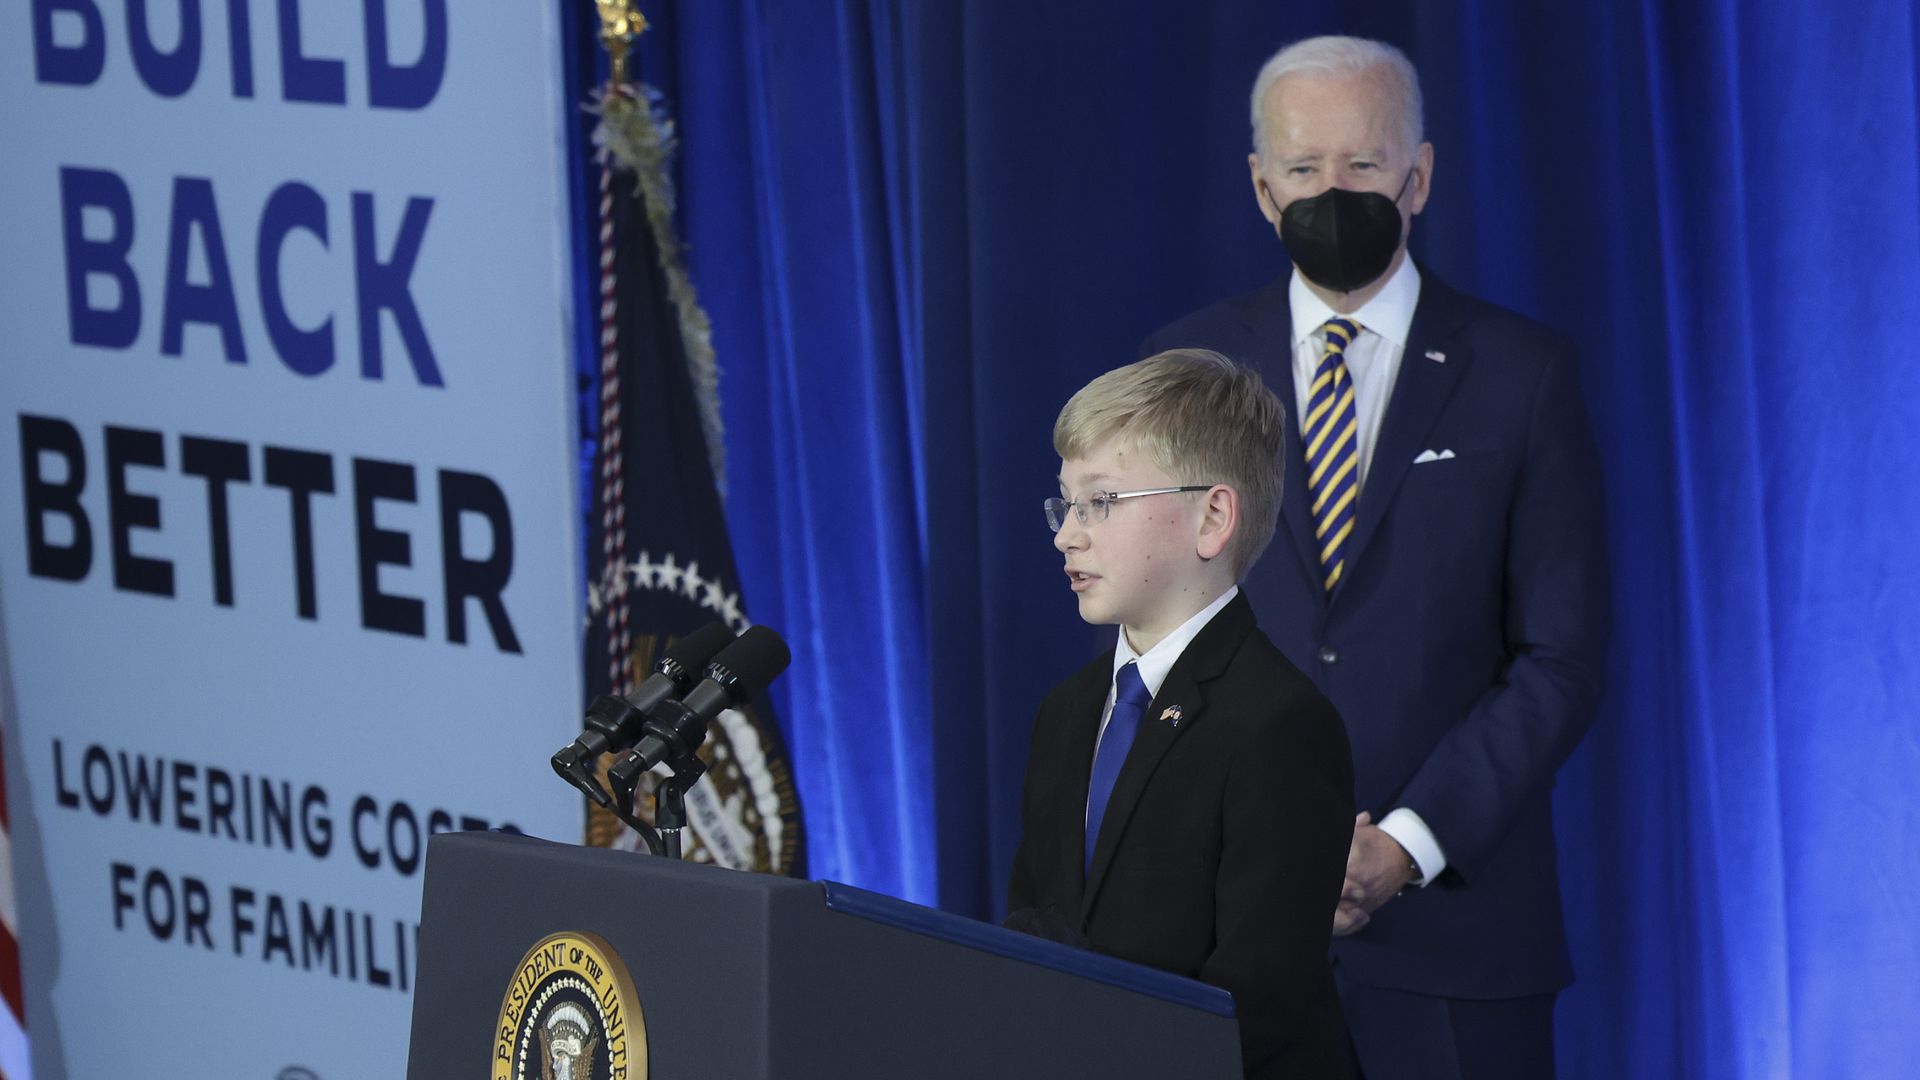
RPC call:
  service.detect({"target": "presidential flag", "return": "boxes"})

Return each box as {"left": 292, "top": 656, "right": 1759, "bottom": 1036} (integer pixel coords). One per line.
{"left": 579, "top": 74, "right": 805, "bottom": 877}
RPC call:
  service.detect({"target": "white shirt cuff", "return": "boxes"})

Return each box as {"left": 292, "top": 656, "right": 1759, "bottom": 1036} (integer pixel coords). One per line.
{"left": 1377, "top": 807, "right": 1447, "bottom": 887}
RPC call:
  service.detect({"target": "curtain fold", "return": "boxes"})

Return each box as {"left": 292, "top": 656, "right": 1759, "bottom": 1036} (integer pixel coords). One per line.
{"left": 588, "top": 3, "right": 1920, "bottom": 1075}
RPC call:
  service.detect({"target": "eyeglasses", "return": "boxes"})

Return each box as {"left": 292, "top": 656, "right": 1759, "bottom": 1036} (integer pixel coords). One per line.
{"left": 1044, "top": 486, "right": 1213, "bottom": 532}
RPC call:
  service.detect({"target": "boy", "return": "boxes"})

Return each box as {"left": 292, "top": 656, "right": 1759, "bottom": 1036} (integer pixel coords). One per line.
{"left": 1007, "top": 349, "right": 1355, "bottom": 1079}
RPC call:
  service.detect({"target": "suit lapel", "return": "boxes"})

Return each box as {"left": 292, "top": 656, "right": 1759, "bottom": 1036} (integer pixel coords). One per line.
{"left": 1236, "top": 283, "right": 1326, "bottom": 597}
{"left": 1081, "top": 596, "right": 1254, "bottom": 920}
{"left": 1339, "top": 275, "right": 1471, "bottom": 592}
{"left": 1279, "top": 411, "right": 1325, "bottom": 597}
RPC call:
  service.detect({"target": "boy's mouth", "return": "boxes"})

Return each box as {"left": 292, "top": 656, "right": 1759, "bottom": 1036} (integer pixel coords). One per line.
{"left": 1067, "top": 569, "right": 1097, "bottom": 592}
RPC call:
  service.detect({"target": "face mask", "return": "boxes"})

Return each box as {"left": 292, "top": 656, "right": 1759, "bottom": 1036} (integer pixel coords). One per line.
{"left": 1274, "top": 167, "right": 1416, "bottom": 294}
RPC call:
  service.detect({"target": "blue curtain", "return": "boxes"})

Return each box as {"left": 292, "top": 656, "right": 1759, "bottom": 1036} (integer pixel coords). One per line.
{"left": 582, "top": 2, "right": 1920, "bottom": 1075}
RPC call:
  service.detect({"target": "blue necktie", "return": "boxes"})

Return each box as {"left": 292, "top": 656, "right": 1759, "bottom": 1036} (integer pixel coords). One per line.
{"left": 1086, "top": 661, "right": 1152, "bottom": 872}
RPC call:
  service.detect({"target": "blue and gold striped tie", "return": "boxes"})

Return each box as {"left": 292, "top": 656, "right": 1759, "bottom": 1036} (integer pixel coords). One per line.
{"left": 1304, "top": 317, "right": 1362, "bottom": 591}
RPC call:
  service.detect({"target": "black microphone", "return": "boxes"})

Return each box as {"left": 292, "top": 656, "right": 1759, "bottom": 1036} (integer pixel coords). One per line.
{"left": 551, "top": 621, "right": 736, "bottom": 806}
{"left": 607, "top": 625, "right": 790, "bottom": 800}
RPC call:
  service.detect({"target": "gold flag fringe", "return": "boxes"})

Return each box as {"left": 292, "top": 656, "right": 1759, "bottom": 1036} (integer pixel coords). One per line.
{"left": 590, "top": 85, "right": 728, "bottom": 500}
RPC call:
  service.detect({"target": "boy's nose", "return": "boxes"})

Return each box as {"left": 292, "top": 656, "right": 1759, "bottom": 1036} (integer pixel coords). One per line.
{"left": 1053, "top": 520, "right": 1084, "bottom": 553}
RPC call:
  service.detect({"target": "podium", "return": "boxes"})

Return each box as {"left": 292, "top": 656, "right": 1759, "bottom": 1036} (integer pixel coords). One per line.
{"left": 405, "top": 831, "right": 1241, "bottom": 1079}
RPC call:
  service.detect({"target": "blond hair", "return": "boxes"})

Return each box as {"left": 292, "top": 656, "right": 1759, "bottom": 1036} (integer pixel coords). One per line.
{"left": 1054, "top": 350, "right": 1285, "bottom": 578}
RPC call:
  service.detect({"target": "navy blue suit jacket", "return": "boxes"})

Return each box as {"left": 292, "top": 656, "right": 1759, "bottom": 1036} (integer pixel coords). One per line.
{"left": 1142, "top": 269, "right": 1609, "bottom": 998}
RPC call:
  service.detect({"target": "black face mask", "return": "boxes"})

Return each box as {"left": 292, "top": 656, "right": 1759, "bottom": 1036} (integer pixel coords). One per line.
{"left": 1274, "top": 168, "right": 1416, "bottom": 294}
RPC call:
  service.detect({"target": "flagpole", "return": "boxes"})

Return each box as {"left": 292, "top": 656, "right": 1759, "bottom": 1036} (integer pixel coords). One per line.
{"left": 593, "top": 2, "right": 646, "bottom": 697}
{"left": 581, "top": 1, "right": 673, "bottom": 858}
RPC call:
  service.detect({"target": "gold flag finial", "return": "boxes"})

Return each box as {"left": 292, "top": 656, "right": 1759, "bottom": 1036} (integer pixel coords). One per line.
{"left": 595, "top": 1, "right": 647, "bottom": 87}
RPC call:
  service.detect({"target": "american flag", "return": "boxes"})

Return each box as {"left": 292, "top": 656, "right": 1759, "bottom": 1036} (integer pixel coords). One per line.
{"left": 0, "top": 720, "right": 26, "bottom": 1079}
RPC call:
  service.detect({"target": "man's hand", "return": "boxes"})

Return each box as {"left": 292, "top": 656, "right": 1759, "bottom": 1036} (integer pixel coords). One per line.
{"left": 1331, "top": 811, "right": 1418, "bottom": 937}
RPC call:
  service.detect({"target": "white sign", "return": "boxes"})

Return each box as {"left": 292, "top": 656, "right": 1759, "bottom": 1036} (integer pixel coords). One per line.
{"left": 0, "top": 2, "right": 583, "bottom": 1075}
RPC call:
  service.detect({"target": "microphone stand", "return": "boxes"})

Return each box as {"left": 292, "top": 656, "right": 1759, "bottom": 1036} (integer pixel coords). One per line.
{"left": 610, "top": 747, "right": 708, "bottom": 860}
{"left": 652, "top": 753, "right": 707, "bottom": 861}
{"left": 606, "top": 790, "right": 666, "bottom": 858}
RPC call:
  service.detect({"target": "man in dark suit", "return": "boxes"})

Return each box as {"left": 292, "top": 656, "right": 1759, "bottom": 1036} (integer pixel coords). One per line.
{"left": 1008, "top": 351, "right": 1355, "bottom": 1079}
{"left": 1140, "top": 36, "right": 1610, "bottom": 1080}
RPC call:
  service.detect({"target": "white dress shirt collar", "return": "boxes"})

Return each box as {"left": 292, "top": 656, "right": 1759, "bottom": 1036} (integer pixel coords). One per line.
{"left": 1288, "top": 255, "right": 1422, "bottom": 351}
{"left": 1112, "top": 586, "right": 1240, "bottom": 700}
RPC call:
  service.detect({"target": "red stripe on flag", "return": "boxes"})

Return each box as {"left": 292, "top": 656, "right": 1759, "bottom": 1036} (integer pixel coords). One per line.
{"left": 0, "top": 720, "right": 19, "bottom": 1036}
{"left": 0, "top": 924, "right": 21, "bottom": 1025}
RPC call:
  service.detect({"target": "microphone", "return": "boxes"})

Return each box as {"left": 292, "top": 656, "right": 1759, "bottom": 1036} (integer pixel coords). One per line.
{"left": 607, "top": 625, "right": 790, "bottom": 801}
{"left": 551, "top": 621, "right": 736, "bottom": 806}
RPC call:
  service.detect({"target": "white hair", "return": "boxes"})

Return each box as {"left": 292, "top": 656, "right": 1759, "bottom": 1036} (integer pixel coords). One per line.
{"left": 1249, "top": 36, "right": 1425, "bottom": 161}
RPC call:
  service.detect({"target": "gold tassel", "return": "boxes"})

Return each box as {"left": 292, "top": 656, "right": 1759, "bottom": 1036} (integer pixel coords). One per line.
{"left": 592, "top": 87, "right": 728, "bottom": 501}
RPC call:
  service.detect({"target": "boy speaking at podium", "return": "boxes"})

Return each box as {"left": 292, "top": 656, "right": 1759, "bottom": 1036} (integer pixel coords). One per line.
{"left": 1007, "top": 350, "right": 1355, "bottom": 1079}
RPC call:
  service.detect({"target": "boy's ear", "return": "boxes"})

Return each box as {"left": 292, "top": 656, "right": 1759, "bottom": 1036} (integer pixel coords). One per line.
{"left": 1195, "top": 484, "right": 1239, "bottom": 562}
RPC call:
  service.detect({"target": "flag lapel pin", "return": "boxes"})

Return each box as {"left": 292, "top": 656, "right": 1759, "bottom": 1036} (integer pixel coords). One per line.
{"left": 1161, "top": 705, "right": 1184, "bottom": 728}
{"left": 1424, "top": 349, "right": 1447, "bottom": 363}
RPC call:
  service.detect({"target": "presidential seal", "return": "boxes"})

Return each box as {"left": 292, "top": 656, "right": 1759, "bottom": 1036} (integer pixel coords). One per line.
{"left": 494, "top": 931, "right": 646, "bottom": 1080}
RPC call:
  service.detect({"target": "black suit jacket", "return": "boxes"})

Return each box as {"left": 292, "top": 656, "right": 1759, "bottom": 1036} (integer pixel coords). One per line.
{"left": 1142, "top": 269, "right": 1610, "bottom": 999}
{"left": 1007, "top": 593, "right": 1355, "bottom": 1079}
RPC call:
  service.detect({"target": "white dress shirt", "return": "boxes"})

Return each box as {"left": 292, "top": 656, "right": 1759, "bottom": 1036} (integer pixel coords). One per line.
{"left": 1287, "top": 260, "right": 1449, "bottom": 887}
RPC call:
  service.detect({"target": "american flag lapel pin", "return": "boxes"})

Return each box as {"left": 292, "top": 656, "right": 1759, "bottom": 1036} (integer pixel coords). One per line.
{"left": 1161, "top": 705, "right": 1183, "bottom": 728}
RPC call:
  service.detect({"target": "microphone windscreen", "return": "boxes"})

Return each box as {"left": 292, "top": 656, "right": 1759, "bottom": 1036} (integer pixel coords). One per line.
{"left": 707, "top": 625, "right": 791, "bottom": 697}
{"left": 661, "top": 621, "right": 735, "bottom": 674}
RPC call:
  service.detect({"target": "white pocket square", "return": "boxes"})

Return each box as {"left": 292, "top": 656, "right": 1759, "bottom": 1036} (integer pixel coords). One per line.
{"left": 1413, "top": 449, "right": 1456, "bottom": 464}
